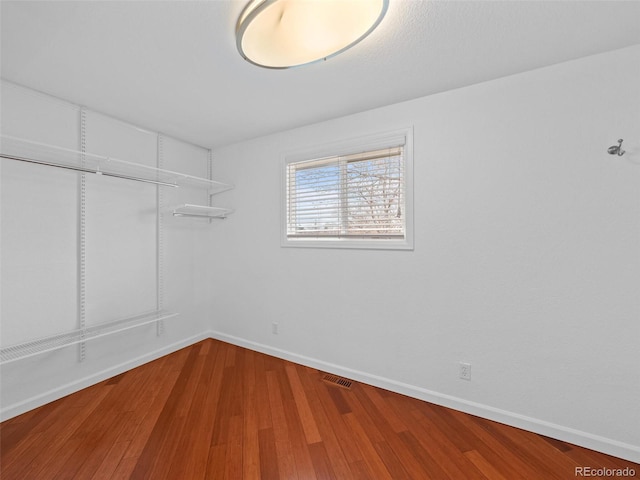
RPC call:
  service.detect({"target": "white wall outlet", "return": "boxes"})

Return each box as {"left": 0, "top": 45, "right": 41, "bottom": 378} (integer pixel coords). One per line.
{"left": 459, "top": 362, "right": 471, "bottom": 381}
{"left": 272, "top": 322, "right": 279, "bottom": 335}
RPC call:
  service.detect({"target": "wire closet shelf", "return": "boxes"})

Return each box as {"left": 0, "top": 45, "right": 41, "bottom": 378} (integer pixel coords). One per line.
{"left": 0, "top": 311, "right": 179, "bottom": 364}
{"left": 172, "top": 204, "right": 233, "bottom": 219}
{"left": 0, "top": 135, "right": 233, "bottom": 194}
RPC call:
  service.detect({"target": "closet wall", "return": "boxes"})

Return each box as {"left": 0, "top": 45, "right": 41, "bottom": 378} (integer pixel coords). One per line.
{"left": 209, "top": 46, "right": 640, "bottom": 462}
{"left": 0, "top": 81, "right": 213, "bottom": 418}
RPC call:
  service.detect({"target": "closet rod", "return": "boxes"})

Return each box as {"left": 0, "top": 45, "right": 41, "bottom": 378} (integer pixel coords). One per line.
{"left": 0, "top": 153, "right": 179, "bottom": 188}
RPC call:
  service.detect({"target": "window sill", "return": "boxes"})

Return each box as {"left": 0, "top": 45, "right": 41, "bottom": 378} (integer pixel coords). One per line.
{"left": 281, "top": 237, "right": 413, "bottom": 251}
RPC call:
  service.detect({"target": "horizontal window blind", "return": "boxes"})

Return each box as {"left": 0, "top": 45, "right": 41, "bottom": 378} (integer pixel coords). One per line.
{"left": 286, "top": 145, "right": 406, "bottom": 240}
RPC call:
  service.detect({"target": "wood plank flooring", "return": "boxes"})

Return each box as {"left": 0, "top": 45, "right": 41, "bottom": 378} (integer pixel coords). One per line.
{"left": 1, "top": 339, "right": 638, "bottom": 479}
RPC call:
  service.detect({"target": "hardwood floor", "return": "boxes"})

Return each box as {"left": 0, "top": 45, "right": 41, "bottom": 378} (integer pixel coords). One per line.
{"left": 1, "top": 339, "right": 638, "bottom": 479}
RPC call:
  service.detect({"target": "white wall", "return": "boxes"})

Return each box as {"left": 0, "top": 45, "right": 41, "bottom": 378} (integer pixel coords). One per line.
{"left": 210, "top": 46, "right": 640, "bottom": 462}
{"left": 0, "top": 81, "right": 212, "bottom": 418}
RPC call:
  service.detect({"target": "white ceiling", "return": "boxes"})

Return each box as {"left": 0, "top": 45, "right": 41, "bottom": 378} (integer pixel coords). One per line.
{"left": 2, "top": 0, "right": 640, "bottom": 149}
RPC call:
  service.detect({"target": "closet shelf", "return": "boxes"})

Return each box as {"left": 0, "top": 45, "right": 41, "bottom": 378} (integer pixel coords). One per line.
{"left": 172, "top": 204, "right": 233, "bottom": 219}
{"left": 0, "top": 135, "right": 232, "bottom": 194}
{"left": 0, "top": 311, "right": 178, "bottom": 365}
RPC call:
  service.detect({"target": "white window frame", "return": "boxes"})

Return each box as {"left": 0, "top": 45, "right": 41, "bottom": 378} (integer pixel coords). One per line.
{"left": 281, "top": 127, "right": 414, "bottom": 250}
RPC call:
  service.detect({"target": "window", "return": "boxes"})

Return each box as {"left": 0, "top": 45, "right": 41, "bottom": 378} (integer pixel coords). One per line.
{"left": 282, "top": 128, "right": 413, "bottom": 249}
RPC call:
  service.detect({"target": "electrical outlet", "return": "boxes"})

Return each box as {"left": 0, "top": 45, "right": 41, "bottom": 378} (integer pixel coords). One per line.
{"left": 272, "top": 322, "right": 279, "bottom": 335}
{"left": 459, "top": 362, "right": 471, "bottom": 381}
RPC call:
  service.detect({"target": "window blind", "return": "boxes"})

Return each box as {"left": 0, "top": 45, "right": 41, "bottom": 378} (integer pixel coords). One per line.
{"left": 286, "top": 145, "right": 405, "bottom": 240}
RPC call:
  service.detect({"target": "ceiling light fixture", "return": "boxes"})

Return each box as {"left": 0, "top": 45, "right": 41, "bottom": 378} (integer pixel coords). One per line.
{"left": 236, "top": 0, "right": 389, "bottom": 69}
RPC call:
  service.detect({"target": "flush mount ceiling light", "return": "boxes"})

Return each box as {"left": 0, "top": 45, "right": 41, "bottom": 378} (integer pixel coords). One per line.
{"left": 236, "top": 0, "right": 389, "bottom": 69}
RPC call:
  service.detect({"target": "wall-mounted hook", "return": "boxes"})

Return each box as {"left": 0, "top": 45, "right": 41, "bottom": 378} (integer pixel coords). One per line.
{"left": 607, "top": 139, "right": 625, "bottom": 156}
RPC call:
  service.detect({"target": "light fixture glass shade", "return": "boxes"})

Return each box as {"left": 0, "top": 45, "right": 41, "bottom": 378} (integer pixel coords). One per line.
{"left": 236, "top": 0, "right": 389, "bottom": 69}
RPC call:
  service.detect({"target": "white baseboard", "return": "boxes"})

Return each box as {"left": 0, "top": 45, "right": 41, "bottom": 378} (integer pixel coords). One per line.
{"left": 209, "top": 330, "right": 640, "bottom": 464}
{"left": 0, "top": 332, "right": 210, "bottom": 421}
{"left": 4, "top": 329, "right": 638, "bottom": 464}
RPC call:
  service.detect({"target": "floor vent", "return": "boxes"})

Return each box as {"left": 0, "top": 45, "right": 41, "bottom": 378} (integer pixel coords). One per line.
{"left": 322, "top": 374, "right": 353, "bottom": 390}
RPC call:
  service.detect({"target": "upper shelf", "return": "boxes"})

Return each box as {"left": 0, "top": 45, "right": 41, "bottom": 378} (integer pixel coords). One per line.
{"left": 0, "top": 135, "right": 233, "bottom": 194}
{"left": 172, "top": 204, "right": 233, "bottom": 219}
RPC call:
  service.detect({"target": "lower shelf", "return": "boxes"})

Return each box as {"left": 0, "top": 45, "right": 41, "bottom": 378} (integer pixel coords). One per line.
{"left": 0, "top": 310, "right": 178, "bottom": 364}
